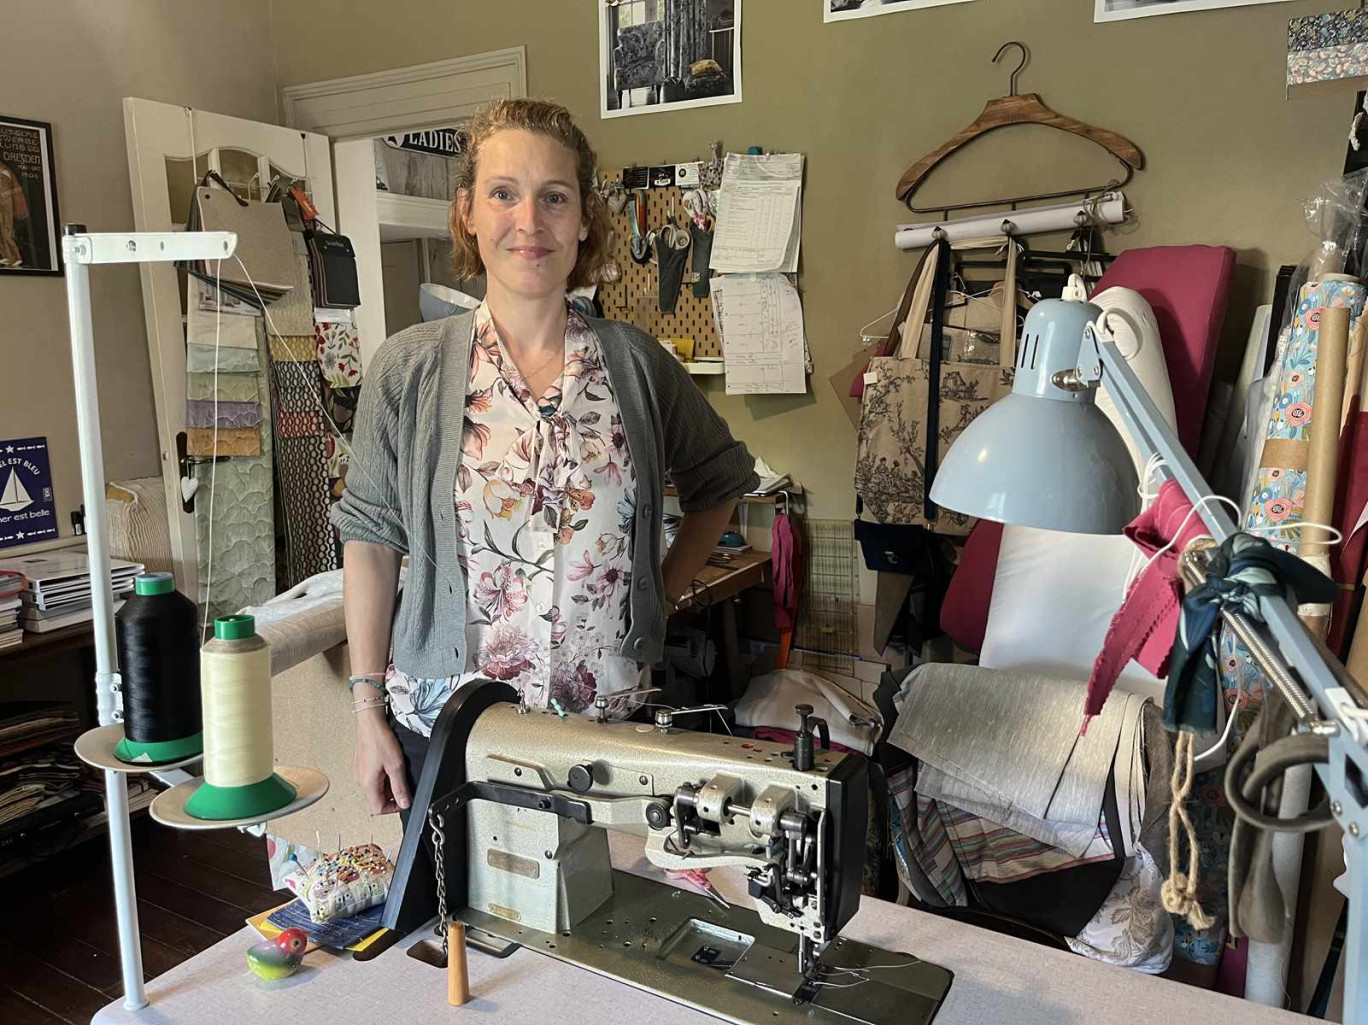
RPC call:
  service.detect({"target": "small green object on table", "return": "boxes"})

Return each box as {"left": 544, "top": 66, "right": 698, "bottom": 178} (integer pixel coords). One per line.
{"left": 247, "top": 927, "right": 308, "bottom": 980}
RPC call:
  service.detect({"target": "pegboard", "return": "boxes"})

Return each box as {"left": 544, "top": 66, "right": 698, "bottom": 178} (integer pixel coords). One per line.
{"left": 599, "top": 168, "right": 722, "bottom": 359}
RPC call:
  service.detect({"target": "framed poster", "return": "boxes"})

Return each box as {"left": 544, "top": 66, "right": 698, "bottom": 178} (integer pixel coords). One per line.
{"left": 0, "top": 116, "right": 60, "bottom": 276}
{"left": 0, "top": 437, "right": 59, "bottom": 549}
{"left": 600, "top": 0, "right": 742, "bottom": 119}
{"left": 825, "top": 0, "right": 978, "bottom": 22}
{"left": 1095, "top": 0, "right": 1293, "bottom": 22}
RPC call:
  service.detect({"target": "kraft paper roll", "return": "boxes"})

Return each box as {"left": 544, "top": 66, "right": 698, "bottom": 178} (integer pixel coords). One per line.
{"left": 1245, "top": 277, "right": 1367, "bottom": 552}
{"left": 1303, "top": 306, "right": 1350, "bottom": 558}
{"left": 1299, "top": 306, "right": 1350, "bottom": 637}
{"left": 1342, "top": 313, "right": 1368, "bottom": 431}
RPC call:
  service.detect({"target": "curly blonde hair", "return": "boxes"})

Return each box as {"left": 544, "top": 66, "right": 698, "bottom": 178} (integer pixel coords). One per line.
{"left": 449, "top": 99, "right": 609, "bottom": 291}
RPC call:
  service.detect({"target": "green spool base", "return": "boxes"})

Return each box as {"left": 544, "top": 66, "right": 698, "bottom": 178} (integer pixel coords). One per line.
{"left": 184, "top": 773, "right": 298, "bottom": 821}
{"left": 115, "top": 732, "right": 203, "bottom": 766}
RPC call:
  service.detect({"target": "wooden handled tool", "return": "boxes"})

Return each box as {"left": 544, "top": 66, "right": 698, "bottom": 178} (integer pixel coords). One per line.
{"left": 447, "top": 921, "right": 470, "bottom": 1006}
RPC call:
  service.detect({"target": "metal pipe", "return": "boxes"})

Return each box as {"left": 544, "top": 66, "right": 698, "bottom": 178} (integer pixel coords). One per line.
{"left": 63, "top": 239, "right": 147, "bottom": 1010}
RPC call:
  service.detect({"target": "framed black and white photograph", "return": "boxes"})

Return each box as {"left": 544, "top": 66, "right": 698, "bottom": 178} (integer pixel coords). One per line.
{"left": 1094, "top": 0, "right": 1293, "bottom": 22}
{"left": 824, "top": 0, "right": 978, "bottom": 23}
{"left": 600, "top": 0, "right": 741, "bottom": 119}
{"left": 0, "top": 116, "right": 61, "bottom": 276}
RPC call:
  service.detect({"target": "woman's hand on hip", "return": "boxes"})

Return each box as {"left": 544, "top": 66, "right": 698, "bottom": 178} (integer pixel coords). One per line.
{"left": 354, "top": 710, "right": 412, "bottom": 815}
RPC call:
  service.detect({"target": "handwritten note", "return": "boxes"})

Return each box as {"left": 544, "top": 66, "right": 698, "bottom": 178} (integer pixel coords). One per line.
{"left": 712, "top": 274, "right": 807, "bottom": 396}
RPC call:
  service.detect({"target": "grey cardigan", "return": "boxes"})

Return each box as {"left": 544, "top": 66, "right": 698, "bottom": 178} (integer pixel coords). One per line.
{"left": 330, "top": 310, "right": 759, "bottom": 679}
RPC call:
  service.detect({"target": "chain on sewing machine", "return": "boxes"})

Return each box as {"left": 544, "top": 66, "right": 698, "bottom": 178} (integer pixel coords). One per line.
{"left": 429, "top": 808, "right": 448, "bottom": 960}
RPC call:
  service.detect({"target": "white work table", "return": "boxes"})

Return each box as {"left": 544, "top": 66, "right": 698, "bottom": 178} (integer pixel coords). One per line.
{"left": 94, "top": 834, "right": 1311, "bottom": 1025}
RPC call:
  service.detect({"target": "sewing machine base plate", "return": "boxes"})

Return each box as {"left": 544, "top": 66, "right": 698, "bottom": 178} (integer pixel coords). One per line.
{"left": 459, "top": 870, "right": 952, "bottom": 1025}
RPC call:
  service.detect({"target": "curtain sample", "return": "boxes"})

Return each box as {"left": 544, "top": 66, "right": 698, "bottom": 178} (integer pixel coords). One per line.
{"left": 194, "top": 329, "right": 276, "bottom": 624}
{"left": 186, "top": 427, "right": 261, "bottom": 458}
{"left": 187, "top": 341, "right": 260, "bottom": 374}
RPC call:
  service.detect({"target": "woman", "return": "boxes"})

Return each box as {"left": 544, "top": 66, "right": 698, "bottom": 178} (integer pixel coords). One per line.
{"left": 333, "top": 99, "right": 757, "bottom": 815}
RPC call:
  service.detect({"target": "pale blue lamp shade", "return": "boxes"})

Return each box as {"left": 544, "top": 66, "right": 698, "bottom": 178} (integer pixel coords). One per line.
{"left": 419, "top": 283, "right": 480, "bottom": 322}
{"left": 928, "top": 292, "right": 1140, "bottom": 535}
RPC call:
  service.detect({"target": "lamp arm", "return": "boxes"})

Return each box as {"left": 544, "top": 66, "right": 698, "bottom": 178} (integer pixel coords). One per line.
{"left": 1095, "top": 320, "right": 1368, "bottom": 1025}
{"left": 1089, "top": 327, "right": 1239, "bottom": 542}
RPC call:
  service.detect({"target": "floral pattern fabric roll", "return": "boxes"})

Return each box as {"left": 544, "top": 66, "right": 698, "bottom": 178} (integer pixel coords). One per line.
{"left": 1244, "top": 277, "right": 1366, "bottom": 550}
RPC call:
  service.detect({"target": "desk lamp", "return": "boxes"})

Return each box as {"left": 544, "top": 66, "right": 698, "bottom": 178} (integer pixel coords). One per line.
{"left": 929, "top": 278, "right": 1138, "bottom": 534}
{"left": 929, "top": 276, "right": 1368, "bottom": 1024}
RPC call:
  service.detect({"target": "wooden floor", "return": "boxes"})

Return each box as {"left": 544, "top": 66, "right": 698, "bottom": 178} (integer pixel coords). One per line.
{"left": 0, "top": 815, "right": 281, "bottom": 1024}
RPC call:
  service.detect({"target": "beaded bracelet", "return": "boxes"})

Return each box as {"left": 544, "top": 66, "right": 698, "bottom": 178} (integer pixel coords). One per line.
{"left": 352, "top": 696, "right": 389, "bottom": 714}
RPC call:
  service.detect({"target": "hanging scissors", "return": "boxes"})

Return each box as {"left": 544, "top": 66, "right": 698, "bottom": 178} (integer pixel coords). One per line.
{"left": 657, "top": 196, "right": 691, "bottom": 251}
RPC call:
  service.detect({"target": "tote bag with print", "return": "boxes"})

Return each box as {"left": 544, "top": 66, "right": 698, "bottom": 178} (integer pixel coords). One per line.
{"left": 854, "top": 238, "right": 1018, "bottom": 535}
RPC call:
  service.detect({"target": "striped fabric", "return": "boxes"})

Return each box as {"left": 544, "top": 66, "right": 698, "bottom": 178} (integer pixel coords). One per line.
{"left": 888, "top": 764, "right": 965, "bottom": 906}
{"left": 939, "top": 800, "right": 1112, "bottom": 885}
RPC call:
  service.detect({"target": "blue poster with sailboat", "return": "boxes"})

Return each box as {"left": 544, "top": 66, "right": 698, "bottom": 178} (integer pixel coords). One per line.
{"left": 0, "top": 437, "right": 57, "bottom": 549}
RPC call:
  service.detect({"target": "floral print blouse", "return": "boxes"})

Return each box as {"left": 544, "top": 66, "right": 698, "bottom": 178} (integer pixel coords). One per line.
{"left": 385, "top": 302, "right": 645, "bottom": 736}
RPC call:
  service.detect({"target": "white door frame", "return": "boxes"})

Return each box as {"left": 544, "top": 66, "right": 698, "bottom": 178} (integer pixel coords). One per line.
{"left": 281, "top": 47, "right": 526, "bottom": 140}
{"left": 283, "top": 48, "right": 526, "bottom": 367}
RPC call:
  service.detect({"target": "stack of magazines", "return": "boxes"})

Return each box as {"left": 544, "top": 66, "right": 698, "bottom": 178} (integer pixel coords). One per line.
{"left": 0, "top": 571, "right": 20, "bottom": 651}
{"left": 0, "top": 550, "right": 143, "bottom": 634}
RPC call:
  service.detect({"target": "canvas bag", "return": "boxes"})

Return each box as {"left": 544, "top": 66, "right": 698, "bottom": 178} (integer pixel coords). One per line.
{"left": 854, "top": 237, "right": 1018, "bottom": 534}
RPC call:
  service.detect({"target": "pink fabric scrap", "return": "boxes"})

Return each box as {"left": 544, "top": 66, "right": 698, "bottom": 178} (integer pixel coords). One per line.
{"left": 772, "top": 511, "right": 804, "bottom": 632}
{"left": 1083, "top": 479, "right": 1208, "bottom": 729}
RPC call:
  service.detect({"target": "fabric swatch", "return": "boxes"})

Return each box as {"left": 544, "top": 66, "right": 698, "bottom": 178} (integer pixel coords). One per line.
{"left": 325, "top": 435, "right": 350, "bottom": 499}
{"left": 194, "top": 331, "right": 276, "bottom": 624}
{"left": 186, "top": 427, "right": 261, "bottom": 457}
{"left": 265, "top": 254, "right": 318, "bottom": 337}
{"left": 188, "top": 372, "right": 259, "bottom": 403}
{"left": 187, "top": 342, "right": 260, "bottom": 374}
{"left": 268, "top": 352, "right": 337, "bottom": 587}
{"left": 315, "top": 319, "right": 363, "bottom": 389}
{"left": 278, "top": 410, "right": 323, "bottom": 439}
{"left": 187, "top": 296, "right": 261, "bottom": 350}
{"left": 270, "top": 334, "right": 318, "bottom": 363}
{"left": 187, "top": 399, "right": 262, "bottom": 430}
{"left": 276, "top": 381, "right": 318, "bottom": 415}
{"left": 322, "top": 383, "right": 360, "bottom": 435}
{"left": 275, "top": 432, "right": 338, "bottom": 583}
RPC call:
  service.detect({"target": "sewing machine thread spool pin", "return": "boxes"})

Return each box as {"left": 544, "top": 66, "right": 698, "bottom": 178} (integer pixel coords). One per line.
{"left": 791, "top": 705, "right": 830, "bottom": 773}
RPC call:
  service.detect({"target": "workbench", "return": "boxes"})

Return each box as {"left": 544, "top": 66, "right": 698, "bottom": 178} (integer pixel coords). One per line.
{"left": 92, "top": 833, "right": 1311, "bottom": 1025}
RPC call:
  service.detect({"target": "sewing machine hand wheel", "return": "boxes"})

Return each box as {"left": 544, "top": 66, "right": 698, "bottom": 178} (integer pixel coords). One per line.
{"left": 792, "top": 704, "right": 830, "bottom": 772}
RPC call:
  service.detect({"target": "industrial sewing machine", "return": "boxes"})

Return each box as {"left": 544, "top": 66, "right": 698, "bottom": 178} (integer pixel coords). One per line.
{"left": 381, "top": 681, "right": 953, "bottom": 1025}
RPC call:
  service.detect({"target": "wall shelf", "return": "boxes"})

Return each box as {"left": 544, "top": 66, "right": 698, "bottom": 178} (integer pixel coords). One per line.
{"left": 376, "top": 192, "right": 450, "bottom": 242}
{"left": 664, "top": 485, "right": 796, "bottom": 506}
{"left": 684, "top": 361, "right": 725, "bottom": 375}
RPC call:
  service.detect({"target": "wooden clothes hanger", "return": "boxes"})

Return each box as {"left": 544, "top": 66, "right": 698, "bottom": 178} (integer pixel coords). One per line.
{"left": 895, "top": 42, "right": 1145, "bottom": 213}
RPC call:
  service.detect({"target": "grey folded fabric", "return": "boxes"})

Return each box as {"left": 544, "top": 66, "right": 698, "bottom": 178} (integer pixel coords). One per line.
{"left": 889, "top": 663, "right": 1149, "bottom": 858}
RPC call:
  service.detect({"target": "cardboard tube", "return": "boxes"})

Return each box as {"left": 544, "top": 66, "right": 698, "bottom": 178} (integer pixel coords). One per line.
{"left": 447, "top": 921, "right": 470, "bottom": 1006}
{"left": 1342, "top": 315, "right": 1368, "bottom": 431}
{"left": 1301, "top": 306, "right": 1351, "bottom": 638}
{"left": 1305, "top": 306, "right": 1352, "bottom": 552}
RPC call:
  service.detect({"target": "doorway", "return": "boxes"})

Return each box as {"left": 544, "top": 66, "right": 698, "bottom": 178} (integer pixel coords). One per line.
{"left": 284, "top": 47, "right": 524, "bottom": 366}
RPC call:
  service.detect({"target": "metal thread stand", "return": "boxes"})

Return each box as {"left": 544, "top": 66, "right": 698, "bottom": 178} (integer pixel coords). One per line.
{"left": 62, "top": 227, "right": 237, "bottom": 1011}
